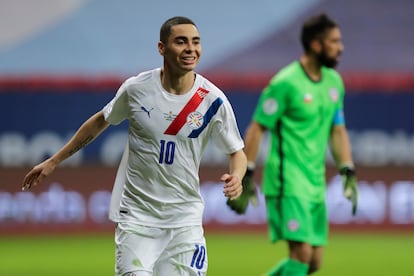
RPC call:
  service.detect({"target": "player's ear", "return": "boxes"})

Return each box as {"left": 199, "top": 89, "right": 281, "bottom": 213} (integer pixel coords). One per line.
{"left": 158, "top": 41, "right": 165, "bottom": 56}
{"left": 310, "top": 39, "right": 322, "bottom": 54}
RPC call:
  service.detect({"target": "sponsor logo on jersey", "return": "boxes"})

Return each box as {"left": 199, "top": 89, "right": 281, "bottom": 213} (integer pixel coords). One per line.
{"left": 303, "top": 93, "right": 313, "bottom": 103}
{"left": 187, "top": 111, "right": 204, "bottom": 129}
{"left": 139, "top": 106, "right": 154, "bottom": 118}
{"left": 263, "top": 99, "right": 278, "bottom": 114}
{"left": 287, "top": 219, "right": 300, "bottom": 232}
{"left": 329, "top": 88, "right": 339, "bottom": 102}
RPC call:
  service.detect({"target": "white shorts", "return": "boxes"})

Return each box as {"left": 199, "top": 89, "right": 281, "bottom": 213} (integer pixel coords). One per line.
{"left": 115, "top": 222, "right": 208, "bottom": 276}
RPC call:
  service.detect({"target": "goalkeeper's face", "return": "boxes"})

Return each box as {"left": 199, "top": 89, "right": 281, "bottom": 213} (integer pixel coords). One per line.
{"left": 317, "top": 27, "right": 343, "bottom": 68}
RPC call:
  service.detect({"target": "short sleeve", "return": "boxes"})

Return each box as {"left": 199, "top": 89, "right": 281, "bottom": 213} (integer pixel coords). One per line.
{"left": 332, "top": 72, "right": 346, "bottom": 126}
{"left": 102, "top": 81, "right": 129, "bottom": 125}
{"left": 211, "top": 99, "right": 244, "bottom": 154}
{"left": 253, "top": 77, "right": 289, "bottom": 130}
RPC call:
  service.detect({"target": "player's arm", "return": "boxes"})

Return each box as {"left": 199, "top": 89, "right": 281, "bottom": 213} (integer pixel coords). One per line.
{"left": 222, "top": 149, "right": 247, "bottom": 200}
{"left": 330, "top": 120, "right": 358, "bottom": 215}
{"left": 226, "top": 121, "right": 266, "bottom": 214}
{"left": 227, "top": 78, "right": 285, "bottom": 214}
{"left": 244, "top": 121, "right": 266, "bottom": 167}
{"left": 22, "top": 111, "right": 110, "bottom": 191}
{"left": 330, "top": 124, "right": 353, "bottom": 166}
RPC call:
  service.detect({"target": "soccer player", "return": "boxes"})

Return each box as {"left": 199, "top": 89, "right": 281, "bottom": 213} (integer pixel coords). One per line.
{"left": 22, "top": 16, "right": 247, "bottom": 276}
{"left": 227, "top": 13, "right": 358, "bottom": 275}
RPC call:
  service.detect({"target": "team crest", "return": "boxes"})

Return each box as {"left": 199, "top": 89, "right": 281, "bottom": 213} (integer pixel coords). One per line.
{"left": 186, "top": 111, "right": 204, "bottom": 129}
{"left": 287, "top": 219, "right": 300, "bottom": 232}
{"left": 329, "top": 88, "right": 339, "bottom": 102}
{"left": 303, "top": 93, "right": 313, "bottom": 103}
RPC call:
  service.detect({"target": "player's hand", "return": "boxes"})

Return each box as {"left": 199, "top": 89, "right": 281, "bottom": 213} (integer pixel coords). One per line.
{"left": 226, "top": 168, "right": 258, "bottom": 214}
{"left": 22, "top": 159, "right": 57, "bottom": 191}
{"left": 221, "top": 173, "right": 243, "bottom": 200}
{"left": 340, "top": 165, "right": 358, "bottom": 216}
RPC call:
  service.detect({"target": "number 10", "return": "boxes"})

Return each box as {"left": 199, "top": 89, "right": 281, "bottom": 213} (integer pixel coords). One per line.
{"left": 159, "top": 140, "right": 176, "bottom": 164}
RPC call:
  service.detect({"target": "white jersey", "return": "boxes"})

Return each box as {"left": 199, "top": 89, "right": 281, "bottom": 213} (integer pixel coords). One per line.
{"left": 103, "top": 68, "right": 244, "bottom": 227}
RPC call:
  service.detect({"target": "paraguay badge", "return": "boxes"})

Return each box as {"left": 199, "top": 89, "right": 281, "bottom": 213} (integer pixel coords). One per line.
{"left": 187, "top": 111, "right": 204, "bottom": 129}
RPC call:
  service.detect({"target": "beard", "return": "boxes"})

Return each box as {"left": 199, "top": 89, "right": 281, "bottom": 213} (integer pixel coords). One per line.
{"left": 316, "top": 50, "right": 339, "bottom": 68}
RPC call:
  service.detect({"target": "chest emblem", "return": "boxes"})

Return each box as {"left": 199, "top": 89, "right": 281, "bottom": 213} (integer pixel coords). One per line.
{"left": 303, "top": 93, "right": 313, "bottom": 103}
{"left": 329, "top": 88, "right": 339, "bottom": 102}
{"left": 186, "top": 111, "right": 204, "bottom": 129}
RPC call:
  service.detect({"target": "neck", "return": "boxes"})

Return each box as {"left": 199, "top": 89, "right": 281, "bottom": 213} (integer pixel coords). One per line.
{"left": 160, "top": 68, "right": 195, "bottom": 95}
{"left": 300, "top": 55, "right": 322, "bottom": 82}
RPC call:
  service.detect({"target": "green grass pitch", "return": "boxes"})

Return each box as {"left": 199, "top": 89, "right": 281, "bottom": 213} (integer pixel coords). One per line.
{"left": 0, "top": 231, "right": 413, "bottom": 275}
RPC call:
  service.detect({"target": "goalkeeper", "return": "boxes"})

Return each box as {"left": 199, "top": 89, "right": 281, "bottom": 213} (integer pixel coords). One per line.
{"left": 227, "top": 13, "right": 358, "bottom": 276}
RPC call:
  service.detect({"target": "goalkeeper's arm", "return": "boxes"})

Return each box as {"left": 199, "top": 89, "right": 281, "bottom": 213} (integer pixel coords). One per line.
{"left": 329, "top": 124, "right": 358, "bottom": 215}
{"left": 339, "top": 164, "right": 358, "bottom": 215}
{"left": 226, "top": 162, "right": 258, "bottom": 214}
{"left": 226, "top": 121, "right": 265, "bottom": 214}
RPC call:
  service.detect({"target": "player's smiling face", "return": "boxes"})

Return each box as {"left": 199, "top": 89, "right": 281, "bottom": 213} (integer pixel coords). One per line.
{"left": 159, "top": 24, "right": 202, "bottom": 73}
{"left": 317, "top": 27, "right": 343, "bottom": 68}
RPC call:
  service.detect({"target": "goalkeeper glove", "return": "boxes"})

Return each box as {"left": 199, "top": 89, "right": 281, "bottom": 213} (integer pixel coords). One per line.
{"left": 226, "top": 167, "right": 258, "bottom": 214}
{"left": 339, "top": 165, "right": 358, "bottom": 216}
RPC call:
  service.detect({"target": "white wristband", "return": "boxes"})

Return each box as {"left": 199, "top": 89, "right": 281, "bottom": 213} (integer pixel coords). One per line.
{"left": 247, "top": 161, "right": 256, "bottom": 170}
{"left": 340, "top": 162, "right": 354, "bottom": 169}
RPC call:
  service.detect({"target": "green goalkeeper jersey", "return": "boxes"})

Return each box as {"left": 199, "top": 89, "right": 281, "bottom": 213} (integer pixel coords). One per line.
{"left": 253, "top": 61, "right": 345, "bottom": 202}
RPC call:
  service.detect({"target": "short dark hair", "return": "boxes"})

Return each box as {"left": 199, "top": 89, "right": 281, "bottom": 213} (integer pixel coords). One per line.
{"left": 300, "top": 13, "right": 338, "bottom": 52}
{"left": 159, "top": 16, "right": 197, "bottom": 43}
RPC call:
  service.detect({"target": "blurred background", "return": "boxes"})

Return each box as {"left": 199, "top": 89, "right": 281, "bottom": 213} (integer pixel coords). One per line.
{"left": 1, "top": 0, "right": 414, "bottom": 275}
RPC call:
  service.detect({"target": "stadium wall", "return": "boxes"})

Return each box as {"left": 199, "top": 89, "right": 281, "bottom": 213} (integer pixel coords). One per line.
{"left": 1, "top": 165, "right": 414, "bottom": 234}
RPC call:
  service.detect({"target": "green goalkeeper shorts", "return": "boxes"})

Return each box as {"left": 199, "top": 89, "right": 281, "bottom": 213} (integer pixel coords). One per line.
{"left": 265, "top": 196, "right": 328, "bottom": 246}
